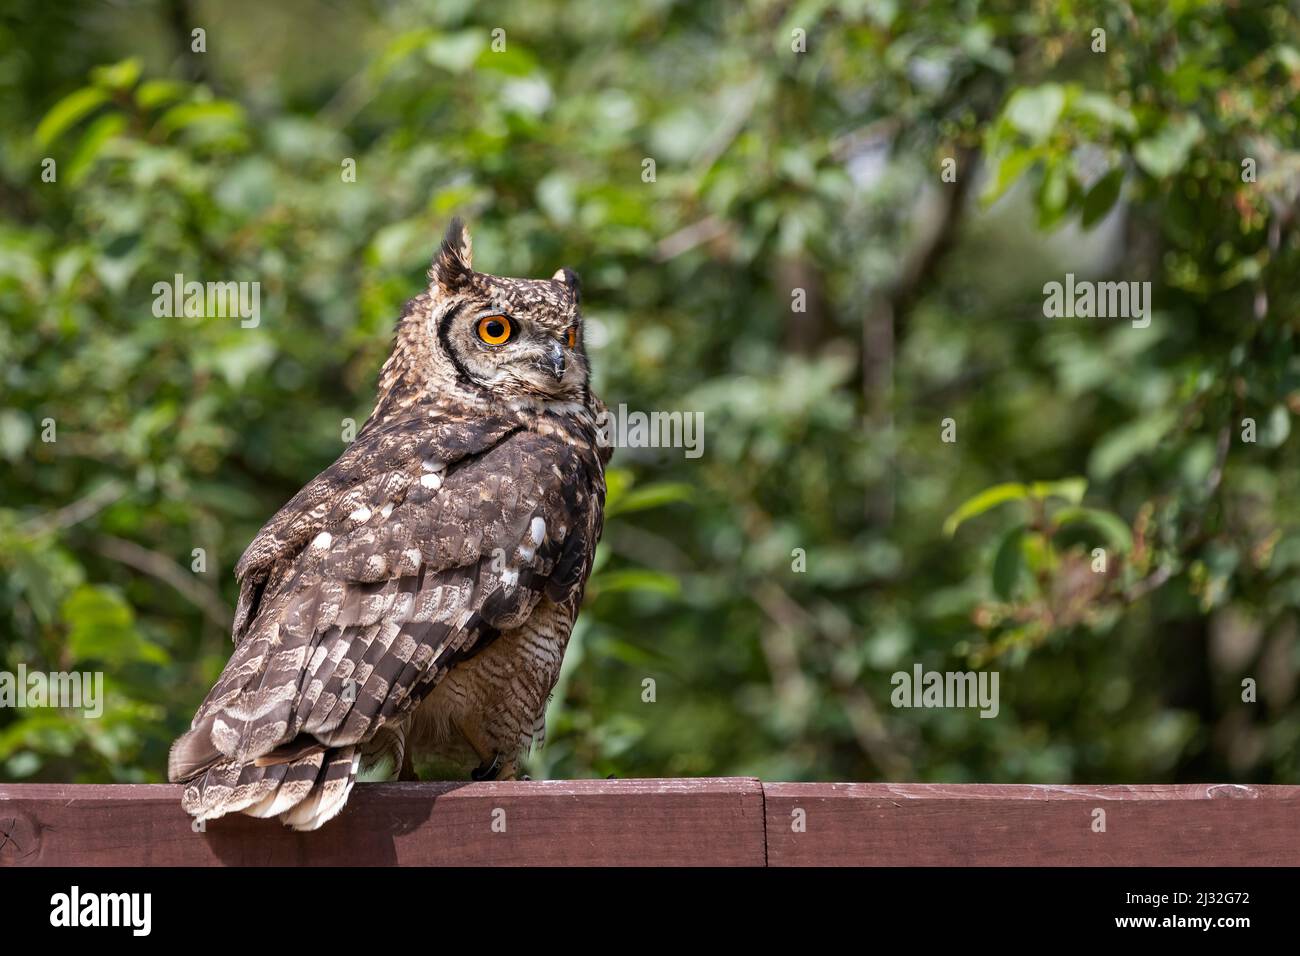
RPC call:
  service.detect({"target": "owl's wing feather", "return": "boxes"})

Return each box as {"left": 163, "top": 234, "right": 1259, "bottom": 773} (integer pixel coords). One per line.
{"left": 229, "top": 409, "right": 526, "bottom": 642}
{"left": 169, "top": 411, "right": 604, "bottom": 829}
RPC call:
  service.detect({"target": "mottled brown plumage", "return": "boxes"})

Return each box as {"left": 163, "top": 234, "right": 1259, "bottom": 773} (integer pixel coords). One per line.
{"left": 169, "top": 219, "right": 609, "bottom": 830}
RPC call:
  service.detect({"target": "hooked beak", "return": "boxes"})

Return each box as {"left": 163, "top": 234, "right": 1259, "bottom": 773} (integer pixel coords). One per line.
{"left": 545, "top": 340, "right": 567, "bottom": 382}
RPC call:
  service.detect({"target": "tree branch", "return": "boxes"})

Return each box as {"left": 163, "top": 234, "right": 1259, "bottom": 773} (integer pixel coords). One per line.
{"left": 95, "top": 535, "right": 233, "bottom": 632}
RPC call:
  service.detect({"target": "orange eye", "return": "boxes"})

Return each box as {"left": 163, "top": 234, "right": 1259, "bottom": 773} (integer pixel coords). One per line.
{"left": 566, "top": 326, "right": 578, "bottom": 349}
{"left": 476, "top": 315, "right": 513, "bottom": 345}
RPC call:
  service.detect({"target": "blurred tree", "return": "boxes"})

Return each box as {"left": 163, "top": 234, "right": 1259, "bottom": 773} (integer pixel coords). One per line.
{"left": 0, "top": 0, "right": 1297, "bottom": 786}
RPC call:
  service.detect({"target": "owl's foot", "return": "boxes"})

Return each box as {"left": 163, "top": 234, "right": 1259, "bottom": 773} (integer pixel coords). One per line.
{"left": 399, "top": 749, "right": 419, "bottom": 782}
{"left": 469, "top": 755, "right": 526, "bottom": 780}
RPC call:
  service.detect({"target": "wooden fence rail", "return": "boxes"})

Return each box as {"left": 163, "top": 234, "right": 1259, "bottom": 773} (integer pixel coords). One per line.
{"left": 2, "top": 780, "right": 1298, "bottom": 866}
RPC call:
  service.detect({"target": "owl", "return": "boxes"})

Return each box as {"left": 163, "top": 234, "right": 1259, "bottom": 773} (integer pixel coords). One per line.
{"left": 168, "top": 219, "right": 610, "bottom": 831}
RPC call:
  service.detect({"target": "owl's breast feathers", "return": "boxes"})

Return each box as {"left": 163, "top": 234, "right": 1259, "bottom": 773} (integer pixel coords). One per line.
{"left": 168, "top": 397, "right": 607, "bottom": 828}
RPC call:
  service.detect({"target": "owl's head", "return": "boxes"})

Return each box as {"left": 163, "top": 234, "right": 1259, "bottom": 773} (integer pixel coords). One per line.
{"left": 422, "top": 218, "right": 589, "bottom": 403}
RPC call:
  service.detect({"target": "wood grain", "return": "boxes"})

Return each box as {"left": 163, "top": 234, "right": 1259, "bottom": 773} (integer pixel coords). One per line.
{"left": 0, "top": 778, "right": 765, "bottom": 867}
{"left": 764, "top": 782, "right": 1300, "bottom": 866}
{"left": 4, "top": 780, "right": 1297, "bottom": 866}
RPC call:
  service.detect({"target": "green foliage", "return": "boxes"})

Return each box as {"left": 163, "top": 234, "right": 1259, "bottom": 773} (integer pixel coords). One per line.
{"left": 1, "top": 0, "right": 1298, "bottom": 787}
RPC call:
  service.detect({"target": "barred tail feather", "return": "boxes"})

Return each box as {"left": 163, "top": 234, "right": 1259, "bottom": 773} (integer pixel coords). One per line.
{"left": 178, "top": 745, "right": 360, "bottom": 832}
{"left": 279, "top": 749, "right": 360, "bottom": 830}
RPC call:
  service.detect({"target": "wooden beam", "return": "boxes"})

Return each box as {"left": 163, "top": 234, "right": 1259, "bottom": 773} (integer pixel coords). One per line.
{"left": 0, "top": 778, "right": 766, "bottom": 867}
{"left": 3, "top": 781, "right": 1297, "bottom": 866}
{"left": 764, "top": 783, "right": 1300, "bottom": 866}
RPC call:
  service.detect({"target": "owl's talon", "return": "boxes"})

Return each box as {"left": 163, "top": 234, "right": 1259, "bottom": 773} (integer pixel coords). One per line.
{"left": 471, "top": 755, "right": 501, "bottom": 781}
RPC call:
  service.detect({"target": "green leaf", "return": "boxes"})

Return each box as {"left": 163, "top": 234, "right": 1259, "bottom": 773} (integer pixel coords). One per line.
{"left": 945, "top": 478, "right": 1088, "bottom": 537}
{"left": 1277, "top": 45, "right": 1300, "bottom": 74}
{"left": 1003, "top": 84, "right": 1065, "bottom": 144}
{"left": 536, "top": 172, "right": 577, "bottom": 225}
{"left": 602, "top": 468, "right": 632, "bottom": 506}
{"left": 35, "top": 87, "right": 109, "bottom": 147}
{"left": 1259, "top": 404, "right": 1291, "bottom": 448}
{"left": 592, "top": 569, "right": 682, "bottom": 598}
{"left": 1134, "top": 115, "right": 1203, "bottom": 178}
{"left": 1080, "top": 168, "right": 1124, "bottom": 228}
{"left": 90, "top": 57, "right": 141, "bottom": 91}
{"left": 156, "top": 100, "right": 246, "bottom": 137}
{"left": 67, "top": 113, "right": 126, "bottom": 184}
{"left": 62, "top": 585, "right": 168, "bottom": 666}
{"left": 1071, "top": 92, "right": 1137, "bottom": 133}
{"left": 368, "top": 217, "right": 428, "bottom": 270}
{"left": 425, "top": 31, "right": 487, "bottom": 73}
{"left": 475, "top": 44, "right": 539, "bottom": 77}
{"left": 992, "top": 526, "right": 1027, "bottom": 600}
{"left": 981, "top": 146, "right": 1040, "bottom": 205}
{"left": 1052, "top": 506, "right": 1134, "bottom": 552}
{"left": 1027, "top": 477, "right": 1087, "bottom": 505}
{"left": 368, "top": 28, "right": 438, "bottom": 81}
{"left": 11, "top": 549, "right": 63, "bottom": 625}
{"left": 5, "top": 752, "right": 41, "bottom": 778}
{"left": 605, "top": 481, "right": 694, "bottom": 518}
{"left": 0, "top": 410, "right": 33, "bottom": 461}
{"left": 1089, "top": 411, "right": 1179, "bottom": 480}
{"left": 136, "top": 79, "right": 188, "bottom": 110}
{"left": 944, "top": 483, "right": 1029, "bottom": 536}
{"left": 1035, "top": 161, "right": 1072, "bottom": 229}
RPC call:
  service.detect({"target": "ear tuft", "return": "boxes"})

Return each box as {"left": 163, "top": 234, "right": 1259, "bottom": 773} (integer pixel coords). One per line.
{"left": 552, "top": 267, "right": 581, "bottom": 303}
{"left": 430, "top": 218, "right": 473, "bottom": 289}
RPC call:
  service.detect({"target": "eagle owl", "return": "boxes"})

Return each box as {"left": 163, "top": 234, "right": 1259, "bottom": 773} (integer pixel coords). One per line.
{"left": 168, "top": 219, "right": 609, "bottom": 830}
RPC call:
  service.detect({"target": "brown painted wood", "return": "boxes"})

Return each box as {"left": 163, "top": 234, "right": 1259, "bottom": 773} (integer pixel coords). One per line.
{"left": 764, "top": 782, "right": 1300, "bottom": 866}
{"left": 5, "top": 780, "right": 1296, "bottom": 866}
{"left": 0, "top": 778, "right": 765, "bottom": 867}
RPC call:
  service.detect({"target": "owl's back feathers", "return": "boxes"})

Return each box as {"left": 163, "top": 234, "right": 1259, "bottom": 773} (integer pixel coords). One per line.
{"left": 169, "top": 394, "right": 606, "bottom": 830}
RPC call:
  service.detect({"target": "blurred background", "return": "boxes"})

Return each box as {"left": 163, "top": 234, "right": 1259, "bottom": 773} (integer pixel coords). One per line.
{"left": 1, "top": 0, "right": 1298, "bottom": 785}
